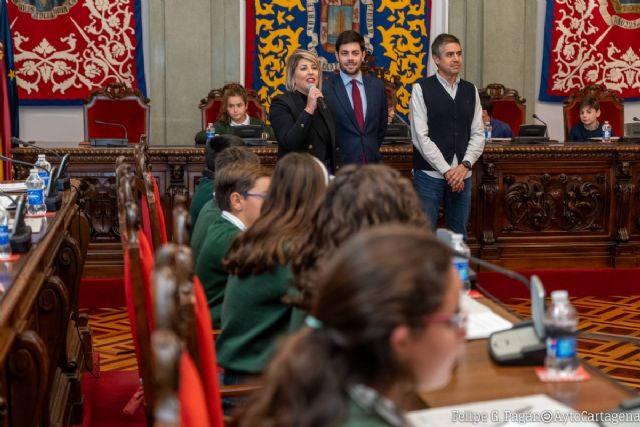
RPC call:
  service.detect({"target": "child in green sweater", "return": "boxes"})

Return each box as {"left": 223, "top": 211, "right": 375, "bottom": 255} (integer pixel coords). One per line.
{"left": 194, "top": 160, "right": 270, "bottom": 327}
{"left": 216, "top": 153, "right": 328, "bottom": 387}
{"left": 213, "top": 83, "right": 274, "bottom": 140}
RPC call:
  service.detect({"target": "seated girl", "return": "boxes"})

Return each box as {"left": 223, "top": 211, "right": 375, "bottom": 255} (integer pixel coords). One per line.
{"left": 216, "top": 153, "right": 328, "bottom": 390}
{"left": 214, "top": 83, "right": 274, "bottom": 139}
{"left": 236, "top": 225, "right": 465, "bottom": 426}
{"left": 288, "top": 164, "right": 429, "bottom": 328}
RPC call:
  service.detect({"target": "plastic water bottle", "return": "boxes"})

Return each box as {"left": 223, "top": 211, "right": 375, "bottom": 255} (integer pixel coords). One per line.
{"left": 35, "top": 154, "right": 51, "bottom": 188}
{"left": 0, "top": 205, "right": 11, "bottom": 259}
{"left": 544, "top": 290, "right": 578, "bottom": 377}
{"left": 26, "top": 168, "right": 47, "bottom": 216}
{"left": 451, "top": 233, "right": 471, "bottom": 293}
{"left": 484, "top": 121, "right": 492, "bottom": 143}
{"left": 602, "top": 121, "right": 612, "bottom": 143}
{"left": 206, "top": 123, "right": 215, "bottom": 144}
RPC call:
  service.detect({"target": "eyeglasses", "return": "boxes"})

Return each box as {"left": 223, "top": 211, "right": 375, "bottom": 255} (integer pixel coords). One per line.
{"left": 422, "top": 312, "right": 467, "bottom": 334}
{"left": 241, "top": 192, "right": 267, "bottom": 200}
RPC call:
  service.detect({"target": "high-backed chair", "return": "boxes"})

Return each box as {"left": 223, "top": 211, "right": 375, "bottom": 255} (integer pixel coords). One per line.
{"left": 198, "top": 83, "right": 267, "bottom": 130}
{"left": 479, "top": 83, "right": 526, "bottom": 136}
{"left": 563, "top": 84, "right": 624, "bottom": 141}
{"left": 117, "top": 167, "right": 157, "bottom": 423}
{"left": 84, "top": 82, "right": 150, "bottom": 144}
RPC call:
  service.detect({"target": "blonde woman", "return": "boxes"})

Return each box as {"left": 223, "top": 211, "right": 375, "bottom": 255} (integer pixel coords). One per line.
{"left": 269, "top": 49, "right": 342, "bottom": 173}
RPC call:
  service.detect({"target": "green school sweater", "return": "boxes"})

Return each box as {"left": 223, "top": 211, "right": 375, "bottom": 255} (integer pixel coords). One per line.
{"left": 195, "top": 216, "right": 241, "bottom": 326}
{"left": 189, "top": 173, "right": 214, "bottom": 237}
{"left": 216, "top": 263, "right": 293, "bottom": 374}
{"left": 341, "top": 401, "right": 393, "bottom": 427}
{"left": 191, "top": 199, "right": 222, "bottom": 261}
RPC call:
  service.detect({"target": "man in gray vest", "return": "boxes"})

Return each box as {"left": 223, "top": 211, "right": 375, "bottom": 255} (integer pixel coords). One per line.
{"left": 410, "top": 33, "right": 484, "bottom": 239}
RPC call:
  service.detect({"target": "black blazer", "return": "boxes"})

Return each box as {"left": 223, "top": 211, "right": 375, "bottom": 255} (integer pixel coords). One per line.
{"left": 269, "top": 90, "right": 343, "bottom": 172}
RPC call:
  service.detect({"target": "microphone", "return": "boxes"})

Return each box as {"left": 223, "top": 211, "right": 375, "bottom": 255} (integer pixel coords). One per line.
{"left": 633, "top": 117, "right": 640, "bottom": 122}
{"left": 0, "top": 153, "right": 48, "bottom": 173}
{"left": 12, "top": 137, "right": 62, "bottom": 159}
{"left": 12, "top": 137, "right": 70, "bottom": 191}
{"left": 92, "top": 120, "right": 129, "bottom": 146}
{"left": 437, "top": 228, "right": 547, "bottom": 365}
{"left": 307, "top": 83, "right": 326, "bottom": 110}
{"left": 9, "top": 194, "right": 32, "bottom": 253}
{"left": 532, "top": 113, "right": 549, "bottom": 138}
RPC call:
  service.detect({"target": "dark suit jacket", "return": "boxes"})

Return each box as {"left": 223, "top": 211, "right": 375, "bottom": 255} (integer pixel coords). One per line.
{"left": 269, "top": 91, "right": 342, "bottom": 172}
{"left": 323, "top": 73, "right": 388, "bottom": 164}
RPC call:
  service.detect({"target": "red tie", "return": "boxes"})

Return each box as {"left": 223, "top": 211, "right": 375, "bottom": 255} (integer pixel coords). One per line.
{"left": 351, "top": 79, "right": 364, "bottom": 131}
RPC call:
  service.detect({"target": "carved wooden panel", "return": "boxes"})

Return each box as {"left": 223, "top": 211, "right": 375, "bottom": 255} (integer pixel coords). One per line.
{"left": 503, "top": 173, "right": 605, "bottom": 232}
{"left": 13, "top": 143, "right": 640, "bottom": 269}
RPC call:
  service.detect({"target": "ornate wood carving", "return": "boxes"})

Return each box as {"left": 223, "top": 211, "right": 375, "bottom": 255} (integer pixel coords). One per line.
{"left": 8, "top": 331, "right": 49, "bottom": 427}
{"left": 615, "top": 161, "right": 634, "bottom": 242}
{"left": 479, "top": 162, "right": 498, "bottom": 257}
{"left": 78, "top": 176, "right": 118, "bottom": 241}
{"left": 480, "top": 82, "right": 526, "bottom": 105}
{"left": 503, "top": 173, "right": 604, "bottom": 232}
{"left": 13, "top": 142, "right": 640, "bottom": 269}
{"left": 85, "top": 81, "right": 149, "bottom": 104}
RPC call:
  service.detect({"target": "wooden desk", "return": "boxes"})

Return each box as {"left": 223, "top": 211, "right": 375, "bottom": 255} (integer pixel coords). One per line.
{"left": 0, "top": 183, "right": 91, "bottom": 427}
{"left": 421, "top": 299, "right": 636, "bottom": 413}
{"left": 12, "top": 141, "right": 640, "bottom": 275}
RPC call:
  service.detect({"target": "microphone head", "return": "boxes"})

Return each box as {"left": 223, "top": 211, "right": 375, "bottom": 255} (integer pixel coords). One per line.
{"left": 634, "top": 117, "right": 640, "bottom": 122}
{"left": 307, "top": 83, "right": 317, "bottom": 91}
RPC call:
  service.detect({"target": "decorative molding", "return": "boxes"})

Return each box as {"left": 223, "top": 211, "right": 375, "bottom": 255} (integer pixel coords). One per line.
{"left": 503, "top": 173, "right": 605, "bottom": 232}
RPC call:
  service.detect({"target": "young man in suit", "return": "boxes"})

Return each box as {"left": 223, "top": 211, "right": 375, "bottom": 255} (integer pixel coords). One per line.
{"left": 323, "top": 30, "right": 388, "bottom": 164}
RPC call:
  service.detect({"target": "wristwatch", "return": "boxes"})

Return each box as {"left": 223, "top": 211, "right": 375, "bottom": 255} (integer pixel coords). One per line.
{"left": 462, "top": 160, "right": 472, "bottom": 170}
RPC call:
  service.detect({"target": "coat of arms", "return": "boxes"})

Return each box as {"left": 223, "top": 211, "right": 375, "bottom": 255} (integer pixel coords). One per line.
{"left": 11, "top": 0, "right": 78, "bottom": 20}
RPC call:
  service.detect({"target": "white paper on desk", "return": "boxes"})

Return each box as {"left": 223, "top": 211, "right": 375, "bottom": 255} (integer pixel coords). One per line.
{"left": 0, "top": 182, "right": 26, "bottom": 192}
{"left": 9, "top": 217, "right": 43, "bottom": 233}
{"left": 461, "top": 293, "right": 513, "bottom": 340}
{"left": 407, "top": 394, "right": 598, "bottom": 427}
{"left": 0, "top": 195, "right": 15, "bottom": 209}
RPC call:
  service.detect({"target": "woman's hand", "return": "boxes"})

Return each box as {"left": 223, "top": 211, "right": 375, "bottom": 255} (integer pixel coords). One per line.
{"left": 304, "top": 86, "right": 323, "bottom": 115}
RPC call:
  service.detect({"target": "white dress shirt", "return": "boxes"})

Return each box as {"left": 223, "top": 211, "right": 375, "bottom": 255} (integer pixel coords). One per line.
{"left": 410, "top": 71, "right": 484, "bottom": 179}
{"left": 230, "top": 115, "right": 251, "bottom": 126}
{"left": 339, "top": 70, "right": 368, "bottom": 119}
{"left": 221, "top": 210, "right": 247, "bottom": 231}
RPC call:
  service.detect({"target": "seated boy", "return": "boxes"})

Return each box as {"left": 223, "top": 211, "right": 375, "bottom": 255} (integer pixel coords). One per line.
{"left": 569, "top": 97, "right": 612, "bottom": 141}
{"left": 195, "top": 161, "right": 270, "bottom": 327}
{"left": 480, "top": 94, "right": 513, "bottom": 139}
{"left": 191, "top": 146, "right": 260, "bottom": 260}
{"left": 189, "top": 134, "right": 244, "bottom": 233}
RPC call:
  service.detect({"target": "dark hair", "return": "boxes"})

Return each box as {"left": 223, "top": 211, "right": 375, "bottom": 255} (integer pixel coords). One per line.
{"left": 214, "top": 161, "right": 269, "bottom": 212}
{"left": 218, "top": 83, "right": 249, "bottom": 125}
{"left": 579, "top": 96, "right": 600, "bottom": 112}
{"left": 290, "top": 164, "right": 429, "bottom": 310}
{"left": 213, "top": 146, "right": 260, "bottom": 173}
{"left": 204, "top": 134, "right": 245, "bottom": 171}
{"left": 236, "top": 225, "right": 453, "bottom": 427}
{"left": 480, "top": 93, "right": 493, "bottom": 115}
{"left": 223, "top": 153, "right": 327, "bottom": 277}
{"left": 335, "top": 30, "right": 365, "bottom": 53}
{"left": 431, "top": 33, "right": 461, "bottom": 57}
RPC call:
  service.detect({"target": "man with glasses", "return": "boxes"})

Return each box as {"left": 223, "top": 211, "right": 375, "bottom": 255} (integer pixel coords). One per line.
{"left": 410, "top": 33, "right": 484, "bottom": 239}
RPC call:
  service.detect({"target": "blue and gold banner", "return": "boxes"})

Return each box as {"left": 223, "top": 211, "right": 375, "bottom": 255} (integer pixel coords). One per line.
{"left": 247, "top": 0, "right": 432, "bottom": 117}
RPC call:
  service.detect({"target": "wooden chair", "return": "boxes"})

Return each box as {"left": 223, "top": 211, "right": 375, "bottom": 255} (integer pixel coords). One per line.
{"left": 198, "top": 83, "right": 267, "bottom": 130}
{"left": 84, "top": 81, "right": 150, "bottom": 144}
{"left": 117, "top": 169, "right": 157, "bottom": 424}
{"left": 563, "top": 84, "right": 624, "bottom": 141}
{"left": 152, "top": 328, "right": 210, "bottom": 427}
{"left": 479, "top": 83, "right": 526, "bottom": 136}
